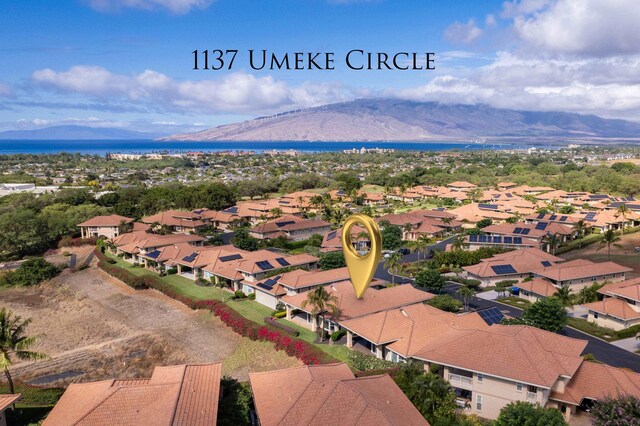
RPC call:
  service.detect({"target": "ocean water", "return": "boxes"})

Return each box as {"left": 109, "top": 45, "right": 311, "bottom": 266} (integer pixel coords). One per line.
{"left": 0, "top": 140, "right": 525, "bottom": 155}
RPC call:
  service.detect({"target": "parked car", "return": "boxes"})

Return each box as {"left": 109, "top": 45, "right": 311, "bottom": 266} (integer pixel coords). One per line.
{"left": 398, "top": 248, "right": 410, "bottom": 255}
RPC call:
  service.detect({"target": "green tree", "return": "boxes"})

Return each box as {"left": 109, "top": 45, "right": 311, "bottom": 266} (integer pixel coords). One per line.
{"left": 415, "top": 269, "right": 446, "bottom": 293}
{"left": 573, "top": 219, "right": 587, "bottom": 248}
{"left": 0, "top": 308, "right": 49, "bottom": 395}
{"left": 597, "top": 229, "right": 621, "bottom": 260}
{"left": 335, "top": 172, "right": 362, "bottom": 192}
{"left": 393, "top": 362, "right": 458, "bottom": 424}
{"left": 456, "top": 286, "right": 475, "bottom": 311}
{"left": 503, "top": 297, "right": 567, "bottom": 333}
{"left": 318, "top": 251, "right": 346, "bottom": 270}
{"left": 616, "top": 203, "right": 631, "bottom": 235}
{"left": 495, "top": 401, "right": 566, "bottom": 426}
{"left": 450, "top": 235, "right": 468, "bottom": 251}
{"left": 217, "top": 377, "right": 253, "bottom": 426}
{"left": 5, "top": 258, "right": 61, "bottom": 287}
{"left": 385, "top": 252, "right": 402, "bottom": 284}
{"left": 301, "top": 286, "right": 340, "bottom": 342}
{"left": 475, "top": 218, "right": 492, "bottom": 229}
{"left": 555, "top": 285, "right": 573, "bottom": 308}
{"left": 427, "top": 294, "right": 462, "bottom": 313}
{"left": 543, "top": 233, "right": 561, "bottom": 255}
{"left": 381, "top": 225, "right": 404, "bottom": 250}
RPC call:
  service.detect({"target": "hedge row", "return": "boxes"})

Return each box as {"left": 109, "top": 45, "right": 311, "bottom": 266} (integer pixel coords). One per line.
{"left": 59, "top": 236, "right": 99, "bottom": 248}
{"left": 94, "top": 249, "right": 336, "bottom": 365}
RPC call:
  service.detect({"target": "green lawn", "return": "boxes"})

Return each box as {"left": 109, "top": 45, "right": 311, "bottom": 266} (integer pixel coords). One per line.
{"left": 103, "top": 253, "right": 354, "bottom": 363}
{"left": 496, "top": 296, "right": 531, "bottom": 310}
{"left": 1, "top": 383, "right": 64, "bottom": 425}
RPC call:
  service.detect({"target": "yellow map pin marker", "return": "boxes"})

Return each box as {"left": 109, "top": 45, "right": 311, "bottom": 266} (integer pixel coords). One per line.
{"left": 341, "top": 214, "right": 382, "bottom": 299}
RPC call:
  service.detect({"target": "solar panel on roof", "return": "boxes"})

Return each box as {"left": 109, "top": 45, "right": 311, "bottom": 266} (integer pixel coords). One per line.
{"left": 146, "top": 250, "right": 161, "bottom": 259}
{"left": 435, "top": 207, "right": 446, "bottom": 211}
{"left": 521, "top": 228, "right": 530, "bottom": 235}
{"left": 275, "top": 221, "right": 296, "bottom": 227}
{"left": 469, "top": 235, "right": 478, "bottom": 242}
{"left": 479, "top": 204, "right": 498, "bottom": 210}
{"left": 549, "top": 215, "right": 558, "bottom": 221}
{"left": 327, "top": 231, "right": 337, "bottom": 240}
{"left": 541, "top": 261, "right": 552, "bottom": 267}
{"left": 535, "top": 222, "right": 548, "bottom": 230}
{"left": 514, "top": 227, "right": 523, "bottom": 234}
{"left": 193, "top": 209, "right": 205, "bottom": 214}
{"left": 559, "top": 216, "right": 568, "bottom": 221}
{"left": 256, "top": 260, "right": 274, "bottom": 270}
{"left": 584, "top": 212, "right": 597, "bottom": 221}
{"left": 182, "top": 252, "right": 198, "bottom": 262}
{"left": 275, "top": 257, "right": 290, "bottom": 267}
{"left": 537, "top": 213, "right": 545, "bottom": 219}
{"left": 220, "top": 254, "right": 242, "bottom": 262}
{"left": 491, "top": 265, "right": 517, "bottom": 275}
{"left": 223, "top": 206, "right": 238, "bottom": 213}
{"left": 506, "top": 193, "right": 513, "bottom": 198}
{"left": 257, "top": 283, "right": 273, "bottom": 291}
{"left": 478, "top": 307, "right": 505, "bottom": 325}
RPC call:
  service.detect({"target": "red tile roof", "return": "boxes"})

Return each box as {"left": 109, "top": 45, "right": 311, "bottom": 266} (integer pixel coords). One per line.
{"left": 43, "top": 363, "right": 221, "bottom": 426}
{"left": 582, "top": 298, "right": 640, "bottom": 320}
{"left": 414, "top": 325, "right": 587, "bottom": 388}
{"left": 550, "top": 361, "right": 640, "bottom": 405}
{"left": 249, "top": 363, "right": 428, "bottom": 426}
{"left": 78, "top": 214, "right": 133, "bottom": 227}
{"left": 0, "top": 394, "right": 20, "bottom": 411}
{"left": 536, "top": 259, "right": 632, "bottom": 282}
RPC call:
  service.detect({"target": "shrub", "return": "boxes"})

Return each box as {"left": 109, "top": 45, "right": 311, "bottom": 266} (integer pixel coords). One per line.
{"left": 233, "top": 290, "right": 247, "bottom": 299}
{"left": 265, "top": 317, "right": 300, "bottom": 337}
{"left": 247, "top": 293, "right": 256, "bottom": 300}
{"left": 272, "top": 311, "right": 287, "bottom": 319}
{"left": 58, "top": 236, "right": 99, "bottom": 248}
{"left": 348, "top": 351, "right": 396, "bottom": 371}
{"left": 590, "top": 395, "right": 640, "bottom": 426}
{"left": 496, "top": 401, "right": 566, "bottom": 426}
{"left": 166, "top": 267, "right": 177, "bottom": 275}
{"left": 330, "top": 329, "right": 346, "bottom": 341}
{"left": 427, "top": 294, "right": 462, "bottom": 313}
{"left": 617, "top": 324, "right": 640, "bottom": 339}
{"left": 415, "top": 269, "right": 446, "bottom": 293}
{"left": 4, "top": 258, "right": 61, "bottom": 286}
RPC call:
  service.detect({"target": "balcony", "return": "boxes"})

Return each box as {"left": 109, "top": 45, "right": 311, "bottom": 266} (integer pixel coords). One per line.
{"left": 449, "top": 373, "right": 473, "bottom": 389}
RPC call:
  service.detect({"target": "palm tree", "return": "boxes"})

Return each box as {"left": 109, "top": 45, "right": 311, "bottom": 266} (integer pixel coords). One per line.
{"left": 269, "top": 207, "right": 283, "bottom": 218}
{"left": 543, "top": 233, "right": 561, "bottom": 255}
{"left": 408, "top": 235, "right": 431, "bottom": 261}
{"left": 385, "top": 252, "right": 402, "bottom": 284}
{"left": 468, "top": 187, "right": 484, "bottom": 203}
{"left": 573, "top": 219, "right": 587, "bottom": 248}
{"left": 450, "top": 235, "right": 468, "bottom": 251}
{"left": 0, "top": 308, "right": 48, "bottom": 395}
{"left": 555, "top": 285, "right": 574, "bottom": 308}
{"left": 598, "top": 229, "right": 622, "bottom": 260}
{"left": 549, "top": 198, "right": 560, "bottom": 213}
{"left": 617, "top": 203, "right": 631, "bottom": 235}
{"left": 301, "top": 287, "right": 340, "bottom": 342}
{"left": 457, "top": 286, "right": 475, "bottom": 311}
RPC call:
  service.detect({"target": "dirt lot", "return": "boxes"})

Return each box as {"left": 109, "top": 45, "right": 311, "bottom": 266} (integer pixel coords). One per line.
{"left": 561, "top": 231, "right": 640, "bottom": 276}
{"left": 1, "top": 263, "right": 300, "bottom": 386}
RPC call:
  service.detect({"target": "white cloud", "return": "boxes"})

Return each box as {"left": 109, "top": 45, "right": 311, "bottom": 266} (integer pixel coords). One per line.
{"left": 0, "top": 82, "right": 13, "bottom": 98}
{"left": 444, "top": 18, "right": 483, "bottom": 44}
{"left": 31, "top": 66, "right": 354, "bottom": 115}
{"left": 511, "top": 0, "right": 640, "bottom": 56}
{"left": 85, "top": 0, "right": 212, "bottom": 14}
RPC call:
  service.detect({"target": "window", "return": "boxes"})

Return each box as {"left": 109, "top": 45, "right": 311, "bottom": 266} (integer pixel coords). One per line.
{"left": 476, "top": 394, "right": 482, "bottom": 411}
{"left": 516, "top": 382, "right": 523, "bottom": 392}
{"left": 528, "top": 385, "right": 538, "bottom": 393}
{"left": 477, "top": 373, "right": 483, "bottom": 383}
{"left": 594, "top": 312, "right": 599, "bottom": 319}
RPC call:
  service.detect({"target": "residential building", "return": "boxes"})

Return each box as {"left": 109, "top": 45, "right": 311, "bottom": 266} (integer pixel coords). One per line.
{"left": 249, "top": 363, "right": 428, "bottom": 426}
{"left": 413, "top": 325, "right": 587, "bottom": 420}
{"left": 534, "top": 259, "right": 631, "bottom": 290}
{"left": 110, "top": 231, "right": 205, "bottom": 264}
{"left": 449, "top": 203, "right": 512, "bottom": 227}
{"left": 447, "top": 181, "right": 477, "bottom": 192}
{"left": 516, "top": 278, "right": 558, "bottom": 303}
{"left": 463, "top": 248, "right": 564, "bottom": 286}
{"left": 282, "top": 280, "right": 433, "bottom": 334}
{"left": 246, "top": 267, "right": 351, "bottom": 309}
{"left": 250, "top": 215, "right": 331, "bottom": 241}
{"left": 43, "top": 363, "right": 221, "bottom": 425}
{"left": 78, "top": 214, "right": 134, "bottom": 239}
{"left": 0, "top": 394, "right": 20, "bottom": 426}
{"left": 581, "top": 278, "right": 640, "bottom": 330}
{"left": 141, "top": 210, "right": 207, "bottom": 234}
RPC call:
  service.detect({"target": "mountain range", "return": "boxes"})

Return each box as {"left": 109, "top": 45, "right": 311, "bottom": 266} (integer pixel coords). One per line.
{"left": 161, "top": 99, "right": 640, "bottom": 142}
{"left": 0, "top": 125, "right": 160, "bottom": 140}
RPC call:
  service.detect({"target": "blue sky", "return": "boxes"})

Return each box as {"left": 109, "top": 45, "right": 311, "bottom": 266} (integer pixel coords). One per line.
{"left": 2, "top": 0, "right": 640, "bottom": 133}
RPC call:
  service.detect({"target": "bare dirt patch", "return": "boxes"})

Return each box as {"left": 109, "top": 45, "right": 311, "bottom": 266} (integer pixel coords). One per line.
{"left": 1, "top": 266, "right": 300, "bottom": 386}
{"left": 561, "top": 231, "right": 640, "bottom": 276}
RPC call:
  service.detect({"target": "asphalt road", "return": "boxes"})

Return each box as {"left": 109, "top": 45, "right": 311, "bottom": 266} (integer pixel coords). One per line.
{"left": 373, "top": 239, "right": 640, "bottom": 373}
